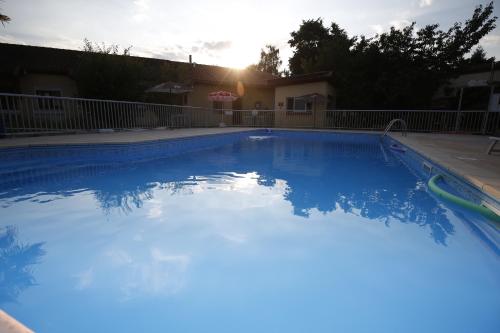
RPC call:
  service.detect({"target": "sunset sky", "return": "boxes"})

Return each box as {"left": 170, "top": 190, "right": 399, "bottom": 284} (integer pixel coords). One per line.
{"left": 1, "top": 0, "right": 499, "bottom": 69}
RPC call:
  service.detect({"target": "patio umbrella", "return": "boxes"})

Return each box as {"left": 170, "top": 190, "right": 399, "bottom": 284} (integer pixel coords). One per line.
{"left": 145, "top": 81, "right": 192, "bottom": 105}
{"left": 146, "top": 81, "right": 192, "bottom": 94}
{"left": 208, "top": 91, "right": 239, "bottom": 102}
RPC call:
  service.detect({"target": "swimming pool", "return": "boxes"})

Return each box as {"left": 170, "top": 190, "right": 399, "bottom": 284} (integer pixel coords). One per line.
{"left": 1, "top": 130, "right": 499, "bottom": 332}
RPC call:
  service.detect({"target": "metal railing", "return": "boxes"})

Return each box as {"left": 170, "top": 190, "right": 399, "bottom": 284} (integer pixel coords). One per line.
{"left": 1, "top": 93, "right": 499, "bottom": 135}
{"left": 0, "top": 93, "right": 221, "bottom": 134}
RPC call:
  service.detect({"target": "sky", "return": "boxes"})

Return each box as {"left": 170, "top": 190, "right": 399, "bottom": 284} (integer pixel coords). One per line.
{"left": 0, "top": 0, "right": 499, "bottom": 69}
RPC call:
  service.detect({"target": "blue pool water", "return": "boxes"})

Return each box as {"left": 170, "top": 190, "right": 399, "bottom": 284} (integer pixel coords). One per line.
{"left": 0, "top": 131, "right": 499, "bottom": 333}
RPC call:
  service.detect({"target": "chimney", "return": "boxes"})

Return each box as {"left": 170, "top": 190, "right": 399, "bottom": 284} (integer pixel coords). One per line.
{"left": 189, "top": 55, "right": 192, "bottom": 64}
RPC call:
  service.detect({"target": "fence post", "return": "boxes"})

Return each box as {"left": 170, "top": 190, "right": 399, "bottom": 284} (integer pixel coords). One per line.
{"left": 481, "top": 84, "right": 494, "bottom": 134}
{"left": 0, "top": 96, "right": 5, "bottom": 135}
{"left": 454, "top": 87, "right": 464, "bottom": 133}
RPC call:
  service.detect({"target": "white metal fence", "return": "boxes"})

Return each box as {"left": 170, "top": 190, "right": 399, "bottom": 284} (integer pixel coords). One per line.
{"left": 1, "top": 93, "right": 499, "bottom": 135}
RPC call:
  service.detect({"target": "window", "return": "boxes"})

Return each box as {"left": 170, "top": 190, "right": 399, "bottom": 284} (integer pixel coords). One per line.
{"left": 35, "top": 90, "right": 62, "bottom": 110}
{"left": 286, "top": 97, "right": 312, "bottom": 113}
{"left": 295, "top": 98, "right": 305, "bottom": 111}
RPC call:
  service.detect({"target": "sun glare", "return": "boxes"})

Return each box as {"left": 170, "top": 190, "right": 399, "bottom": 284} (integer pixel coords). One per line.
{"left": 221, "top": 48, "right": 255, "bottom": 69}
{"left": 215, "top": 38, "right": 259, "bottom": 69}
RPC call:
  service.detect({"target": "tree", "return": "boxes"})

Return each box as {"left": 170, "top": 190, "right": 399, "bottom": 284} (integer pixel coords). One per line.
{"left": 288, "top": 18, "right": 330, "bottom": 74}
{"left": 287, "top": 2, "right": 497, "bottom": 109}
{"left": 248, "top": 45, "right": 283, "bottom": 76}
{"left": 466, "top": 46, "right": 491, "bottom": 65}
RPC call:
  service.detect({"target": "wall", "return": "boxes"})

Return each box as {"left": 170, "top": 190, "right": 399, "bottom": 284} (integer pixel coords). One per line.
{"left": 240, "top": 86, "right": 275, "bottom": 110}
{"left": 434, "top": 69, "right": 500, "bottom": 101}
{"left": 274, "top": 81, "right": 335, "bottom": 128}
{"left": 274, "top": 81, "right": 332, "bottom": 109}
{"left": 433, "top": 70, "right": 500, "bottom": 109}
{"left": 187, "top": 83, "right": 274, "bottom": 110}
{"left": 18, "top": 74, "right": 78, "bottom": 97}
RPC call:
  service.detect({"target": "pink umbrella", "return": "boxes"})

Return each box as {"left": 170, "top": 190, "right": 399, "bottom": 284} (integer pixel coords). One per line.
{"left": 208, "top": 91, "right": 239, "bottom": 102}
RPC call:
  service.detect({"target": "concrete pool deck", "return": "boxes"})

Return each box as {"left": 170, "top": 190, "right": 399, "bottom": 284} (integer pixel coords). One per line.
{"left": 0, "top": 127, "right": 255, "bottom": 147}
{"left": 389, "top": 132, "right": 500, "bottom": 201}
{"left": 0, "top": 310, "right": 34, "bottom": 333}
{"left": 1, "top": 128, "right": 499, "bottom": 200}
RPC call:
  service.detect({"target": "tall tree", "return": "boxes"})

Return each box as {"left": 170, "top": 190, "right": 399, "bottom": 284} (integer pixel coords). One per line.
{"left": 466, "top": 46, "right": 491, "bottom": 65}
{"left": 287, "top": 2, "right": 497, "bottom": 109}
{"left": 288, "top": 18, "right": 330, "bottom": 74}
{"left": 248, "top": 45, "right": 283, "bottom": 76}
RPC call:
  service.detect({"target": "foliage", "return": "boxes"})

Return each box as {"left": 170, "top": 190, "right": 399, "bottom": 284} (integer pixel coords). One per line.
{"left": 466, "top": 46, "right": 493, "bottom": 65}
{"left": 0, "top": 13, "right": 9, "bottom": 26}
{"left": 248, "top": 45, "right": 283, "bottom": 76}
{"left": 287, "top": 2, "right": 497, "bottom": 109}
{"left": 75, "top": 39, "right": 143, "bottom": 101}
{"left": 82, "top": 38, "right": 132, "bottom": 55}
{"left": 0, "top": 3, "right": 9, "bottom": 26}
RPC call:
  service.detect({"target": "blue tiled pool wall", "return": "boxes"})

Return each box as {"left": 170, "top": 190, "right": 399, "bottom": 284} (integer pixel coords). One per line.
{"left": 0, "top": 130, "right": 275, "bottom": 183}
{"left": 0, "top": 130, "right": 384, "bottom": 183}
{"left": 268, "top": 129, "right": 381, "bottom": 144}
{"left": 0, "top": 130, "right": 263, "bottom": 168}
{"left": 1, "top": 128, "right": 497, "bottom": 214}
{"left": 384, "top": 135, "right": 500, "bottom": 213}
{"left": 0, "top": 130, "right": 253, "bottom": 188}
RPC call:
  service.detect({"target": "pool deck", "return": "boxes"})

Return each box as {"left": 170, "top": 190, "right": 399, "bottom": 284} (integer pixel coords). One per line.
{"left": 0, "top": 128, "right": 499, "bottom": 200}
{"left": 389, "top": 132, "right": 500, "bottom": 201}
{"left": 0, "top": 311, "right": 34, "bottom": 333}
{"left": 0, "top": 127, "right": 254, "bottom": 147}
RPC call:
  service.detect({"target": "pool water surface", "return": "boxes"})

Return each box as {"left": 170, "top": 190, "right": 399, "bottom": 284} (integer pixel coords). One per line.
{"left": 0, "top": 131, "right": 499, "bottom": 332}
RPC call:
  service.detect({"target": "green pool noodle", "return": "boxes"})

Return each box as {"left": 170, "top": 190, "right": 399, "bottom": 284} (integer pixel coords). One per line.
{"left": 428, "top": 174, "right": 500, "bottom": 223}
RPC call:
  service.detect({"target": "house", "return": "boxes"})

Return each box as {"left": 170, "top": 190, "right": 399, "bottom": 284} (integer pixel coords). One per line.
{"left": 0, "top": 43, "right": 340, "bottom": 130}
{"left": 0, "top": 43, "right": 276, "bottom": 109}
{"left": 0, "top": 43, "right": 80, "bottom": 98}
{"left": 433, "top": 61, "right": 500, "bottom": 111}
{"left": 269, "top": 71, "right": 335, "bottom": 127}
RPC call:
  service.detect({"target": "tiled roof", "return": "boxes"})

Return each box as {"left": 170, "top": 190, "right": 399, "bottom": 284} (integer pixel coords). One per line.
{"left": 0, "top": 43, "right": 81, "bottom": 75}
{"left": 191, "top": 64, "right": 275, "bottom": 86}
{"left": 0, "top": 43, "right": 276, "bottom": 86}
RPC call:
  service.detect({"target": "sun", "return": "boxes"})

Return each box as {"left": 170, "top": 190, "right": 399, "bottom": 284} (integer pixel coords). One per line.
{"left": 219, "top": 42, "right": 257, "bottom": 69}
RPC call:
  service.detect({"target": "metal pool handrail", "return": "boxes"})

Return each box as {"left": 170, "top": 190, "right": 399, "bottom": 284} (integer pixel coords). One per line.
{"left": 428, "top": 174, "right": 500, "bottom": 223}
{"left": 381, "top": 118, "right": 408, "bottom": 138}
